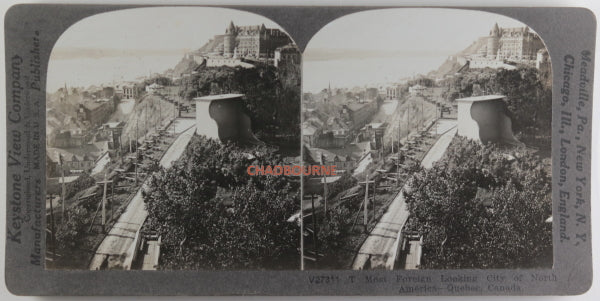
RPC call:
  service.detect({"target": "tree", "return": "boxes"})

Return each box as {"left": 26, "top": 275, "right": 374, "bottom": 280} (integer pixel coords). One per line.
{"left": 404, "top": 137, "right": 552, "bottom": 269}
{"left": 178, "top": 65, "right": 300, "bottom": 145}
{"left": 317, "top": 203, "right": 352, "bottom": 253}
{"left": 325, "top": 172, "right": 357, "bottom": 200}
{"left": 143, "top": 135, "right": 299, "bottom": 269}
{"left": 55, "top": 206, "right": 91, "bottom": 251}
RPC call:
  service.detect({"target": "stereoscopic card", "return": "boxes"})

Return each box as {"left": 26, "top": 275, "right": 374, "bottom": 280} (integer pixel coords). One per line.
{"left": 3, "top": 3, "right": 595, "bottom": 296}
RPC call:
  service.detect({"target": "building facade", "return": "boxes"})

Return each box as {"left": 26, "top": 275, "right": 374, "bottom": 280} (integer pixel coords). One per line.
{"left": 340, "top": 100, "right": 378, "bottom": 131}
{"left": 223, "top": 21, "right": 291, "bottom": 59}
{"left": 46, "top": 149, "right": 96, "bottom": 176}
{"left": 386, "top": 86, "right": 400, "bottom": 100}
{"left": 52, "top": 130, "right": 87, "bottom": 148}
{"left": 77, "top": 99, "right": 116, "bottom": 128}
{"left": 145, "top": 83, "right": 164, "bottom": 94}
{"left": 480, "top": 23, "right": 545, "bottom": 62}
{"left": 274, "top": 44, "right": 301, "bottom": 67}
{"left": 536, "top": 49, "right": 551, "bottom": 70}
{"left": 114, "top": 83, "right": 137, "bottom": 99}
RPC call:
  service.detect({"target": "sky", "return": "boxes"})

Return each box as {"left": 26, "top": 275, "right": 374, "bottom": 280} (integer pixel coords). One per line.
{"left": 48, "top": 7, "right": 539, "bottom": 93}
{"left": 303, "top": 8, "right": 537, "bottom": 92}
{"left": 48, "top": 7, "right": 284, "bottom": 92}
{"left": 305, "top": 8, "right": 532, "bottom": 55}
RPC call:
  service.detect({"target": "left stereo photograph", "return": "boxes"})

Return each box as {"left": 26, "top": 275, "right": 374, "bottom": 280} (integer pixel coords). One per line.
{"left": 44, "top": 6, "right": 302, "bottom": 270}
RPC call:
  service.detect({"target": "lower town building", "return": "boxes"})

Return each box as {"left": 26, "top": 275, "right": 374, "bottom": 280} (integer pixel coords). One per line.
{"left": 101, "top": 121, "right": 125, "bottom": 149}
{"left": 52, "top": 129, "right": 88, "bottom": 148}
{"left": 386, "top": 85, "right": 400, "bottom": 100}
{"left": 77, "top": 98, "right": 116, "bottom": 128}
{"left": 46, "top": 148, "right": 97, "bottom": 176}
{"left": 340, "top": 100, "right": 378, "bottom": 131}
{"left": 115, "top": 83, "right": 138, "bottom": 99}
{"left": 145, "top": 83, "right": 164, "bottom": 94}
{"left": 305, "top": 147, "right": 356, "bottom": 173}
{"left": 408, "top": 84, "right": 430, "bottom": 97}
{"left": 302, "top": 124, "right": 321, "bottom": 147}
{"left": 358, "top": 122, "right": 387, "bottom": 150}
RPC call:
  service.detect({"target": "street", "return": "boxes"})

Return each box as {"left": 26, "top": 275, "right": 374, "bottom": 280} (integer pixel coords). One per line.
{"left": 89, "top": 123, "right": 196, "bottom": 270}
{"left": 352, "top": 120, "right": 456, "bottom": 270}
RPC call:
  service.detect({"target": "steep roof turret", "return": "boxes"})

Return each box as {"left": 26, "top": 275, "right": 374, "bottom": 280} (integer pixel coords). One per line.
{"left": 226, "top": 21, "right": 236, "bottom": 34}
{"left": 490, "top": 23, "right": 500, "bottom": 37}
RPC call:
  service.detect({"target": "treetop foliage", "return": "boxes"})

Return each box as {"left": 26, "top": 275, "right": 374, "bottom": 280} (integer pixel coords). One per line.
{"left": 143, "top": 135, "right": 299, "bottom": 269}
{"left": 404, "top": 136, "right": 552, "bottom": 269}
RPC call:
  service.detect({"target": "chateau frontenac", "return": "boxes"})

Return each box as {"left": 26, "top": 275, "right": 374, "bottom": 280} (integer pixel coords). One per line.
{"left": 477, "top": 23, "right": 545, "bottom": 62}
{"left": 223, "top": 21, "right": 291, "bottom": 59}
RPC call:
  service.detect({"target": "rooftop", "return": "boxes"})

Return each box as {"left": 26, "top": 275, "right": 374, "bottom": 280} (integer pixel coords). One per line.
{"left": 362, "top": 122, "right": 385, "bottom": 130}
{"left": 47, "top": 148, "right": 97, "bottom": 163}
{"left": 455, "top": 94, "right": 506, "bottom": 102}
{"left": 104, "top": 121, "right": 125, "bottom": 128}
{"left": 81, "top": 100, "right": 108, "bottom": 110}
{"left": 345, "top": 101, "right": 372, "bottom": 111}
{"left": 194, "top": 93, "right": 245, "bottom": 102}
{"left": 302, "top": 124, "right": 318, "bottom": 136}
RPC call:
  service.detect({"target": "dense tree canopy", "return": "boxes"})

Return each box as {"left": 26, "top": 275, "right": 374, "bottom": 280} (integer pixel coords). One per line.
{"left": 441, "top": 67, "right": 552, "bottom": 137}
{"left": 178, "top": 65, "right": 300, "bottom": 145}
{"left": 404, "top": 137, "right": 552, "bottom": 269}
{"left": 143, "top": 135, "right": 299, "bottom": 269}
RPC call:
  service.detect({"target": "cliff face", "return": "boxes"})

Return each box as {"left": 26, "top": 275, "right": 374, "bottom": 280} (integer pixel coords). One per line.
{"left": 172, "top": 56, "right": 199, "bottom": 77}
{"left": 429, "top": 58, "right": 465, "bottom": 78}
{"left": 457, "top": 36, "right": 488, "bottom": 57}
{"left": 428, "top": 37, "right": 488, "bottom": 78}
{"left": 382, "top": 97, "right": 436, "bottom": 147}
{"left": 197, "top": 35, "right": 224, "bottom": 54}
{"left": 120, "top": 94, "right": 177, "bottom": 144}
{"left": 277, "top": 59, "right": 301, "bottom": 91}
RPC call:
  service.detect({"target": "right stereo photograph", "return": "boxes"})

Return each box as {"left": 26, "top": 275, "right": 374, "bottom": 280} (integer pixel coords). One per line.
{"left": 300, "top": 8, "right": 553, "bottom": 270}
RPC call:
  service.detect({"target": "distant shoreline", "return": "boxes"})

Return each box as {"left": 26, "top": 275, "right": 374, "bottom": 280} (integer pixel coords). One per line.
{"left": 303, "top": 48, "right": 455, "bottom": 62}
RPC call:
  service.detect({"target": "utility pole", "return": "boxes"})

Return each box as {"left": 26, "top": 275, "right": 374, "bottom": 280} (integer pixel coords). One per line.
{"left": 135, "top": 119, "right": 139, "bottom": 185}
{"left": 311, "top": 194, "right": 318, "bottom": 264}
{"left": 407, "top": 105, "right": 410, "bottom": 139}
{"left": 323, "top": 176, "right": 328, "bottom": 218}
{"left": 391, "top": 131, "right": 394, "bottom": 154}
{"left": 397, "top": 120, "right": 401, "bottom": 187}
{"left": 421, "top": 99, "right": 424, "bottom": 131}
{"left": 145, "top": 101, "right": 148, "bottom": 137}
{"left": 111, "top": 181, "right": 114, "bottom": 222}
{"left": 47, "top": 194, "right": 56, "bottom": 266}
{"left": 372, "top": 178, "right": 377, "bottom": 216}
{"left": 174, "top": 100, "right": 177, "bottom": 135}
{"left": 59, "top": 155, "right": 66, "bottom": 224}
{"left": 319, "top": 153, "right": 328, "bottom": 218}
{"left": 363, "top": 177, "right": 369, "bottom": 232}
{"left": 380, "top": 130, "right": 384, "bottom": 157}
{"left": 158, "top": 98, "right": 162, "bottom": 131}
{"left": 398, "top": 105, "right": 402, "bottom": 146}
{"left": 97, "top": 173, "right": 113, "bottom": 232}
{"left": 435, "top": 104, "right": 439, "bottom": 135}
{"left": 359, "top": 175, "right": 375, "bottom": 233}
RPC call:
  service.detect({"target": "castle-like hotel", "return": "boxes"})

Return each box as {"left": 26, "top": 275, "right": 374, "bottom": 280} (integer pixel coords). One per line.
{"left": 186, "top": 21, "right": 295, "bottom": 69}
{"left": 461, "top": 23, "right": 549, "bottom": 70}
{"left": 222, "top": 21, "right": 291, "bottom": 59}
{"left": 477, "top": 23, "right": 545, "bottom": 61}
